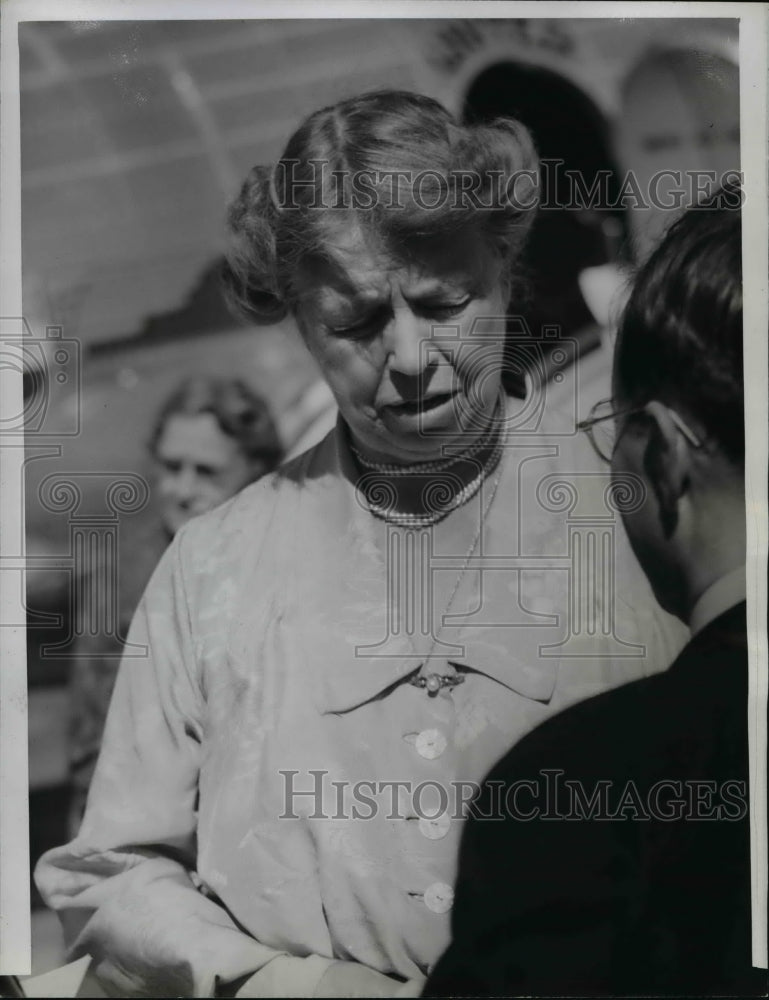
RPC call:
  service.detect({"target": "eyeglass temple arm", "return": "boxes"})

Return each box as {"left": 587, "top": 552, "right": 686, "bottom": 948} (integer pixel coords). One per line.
{"left": 576, "top": 404, "right": 634, "bottom": 431}
{"left": 577, "top": 403, "right": 703, "bottom": 448}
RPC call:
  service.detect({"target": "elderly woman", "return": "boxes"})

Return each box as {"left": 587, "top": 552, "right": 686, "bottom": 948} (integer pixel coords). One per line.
{"left": 36, "top": 91, "right": 685, "bottom": 998}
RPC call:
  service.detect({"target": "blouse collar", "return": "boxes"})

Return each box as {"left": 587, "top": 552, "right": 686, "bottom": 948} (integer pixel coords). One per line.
{"left": 309, "top": 416, "right": 558, "bottom": 715}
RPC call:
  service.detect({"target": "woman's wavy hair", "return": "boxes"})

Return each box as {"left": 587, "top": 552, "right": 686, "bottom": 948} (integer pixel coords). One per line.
{"left": 222, "top": 90, "right": 539, "bottom": 324}
{"left": 148, "top": 375, "right": 284, "bottom": 476}
{"left": 614, "top": 182, "right": 743, "bottom": 465}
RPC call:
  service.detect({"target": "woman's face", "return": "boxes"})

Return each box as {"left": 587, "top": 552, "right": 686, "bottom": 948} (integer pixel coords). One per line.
{"left": 154, "top": 413, "right": 256, "bottom": 536}
{"left": 294, "top": 228, "right": 510, "bottom": 465}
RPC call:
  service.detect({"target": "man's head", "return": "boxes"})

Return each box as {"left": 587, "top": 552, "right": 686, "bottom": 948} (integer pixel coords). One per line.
{"left": 149, "top": 376, "right": 283, "bottom": 537}
{"left": 608, "top": 190, "right": 744, "bottom": 621}
{"left": 615, "top": 48, "right": 740, "bottom": 260}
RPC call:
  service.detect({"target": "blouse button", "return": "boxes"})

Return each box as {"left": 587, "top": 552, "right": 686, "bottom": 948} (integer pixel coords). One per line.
{"left": 415, "top": 728, "right": 447, "bottom": 760}
{"left": 424, "top": 881, "right": 454, "bottom": 914}
{"left": 418, "top": 813, "right": 451, "bottom": 840}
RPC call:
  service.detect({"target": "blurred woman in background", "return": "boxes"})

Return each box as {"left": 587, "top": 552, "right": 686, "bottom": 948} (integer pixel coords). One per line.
{"left": 39, "top": 90, "right": 685, "bottom": 997}
{"left": 150, "top": 376, "right": 283, "bottom": 538}
{"left": 67, "top": 375, "right": 283, "bottom": 834}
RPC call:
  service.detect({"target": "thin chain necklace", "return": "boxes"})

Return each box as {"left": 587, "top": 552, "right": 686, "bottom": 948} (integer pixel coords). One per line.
{"left": 407, "top": 424, "right": 508, "bottom": 695}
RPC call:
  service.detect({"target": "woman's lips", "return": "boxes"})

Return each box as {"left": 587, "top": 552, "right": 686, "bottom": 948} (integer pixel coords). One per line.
{"left": 383, "top": 391, "right": 455, "bottom": 415}
{"left": 380, "top": 391, "right": 459, "bottom": 430}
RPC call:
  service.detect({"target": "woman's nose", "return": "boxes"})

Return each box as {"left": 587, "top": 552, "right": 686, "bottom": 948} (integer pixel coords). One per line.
{"left": 385, "top": 308, "right": 429, "bottom": 377}
{"left": 170, "top": 466, "right": 197, "bottom": 500}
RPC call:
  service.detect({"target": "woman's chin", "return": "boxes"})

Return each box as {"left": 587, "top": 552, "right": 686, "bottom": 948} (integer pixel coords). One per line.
{"left": 161, "top": 508, "right": 192, "bottom": 537}
{"left": 357, "top": 429, "right": 482, "bottom": 468}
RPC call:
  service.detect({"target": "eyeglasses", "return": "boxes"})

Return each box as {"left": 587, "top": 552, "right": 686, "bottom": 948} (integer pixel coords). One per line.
{"left": 577, "top": 398, "right": 704, "bottom": 463}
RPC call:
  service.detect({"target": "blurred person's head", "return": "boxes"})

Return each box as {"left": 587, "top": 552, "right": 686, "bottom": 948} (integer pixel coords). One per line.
{"left": 223, "top": 90, "right": 538, "bottom": 467}
{"left": 615, "top": 47, "right": 740, "bottom": 261}
{"left": 607, "top": 189, "right": 743, "bottom": 622}
{"left": 149, "top": 375, "right": 283, "bottom": 536}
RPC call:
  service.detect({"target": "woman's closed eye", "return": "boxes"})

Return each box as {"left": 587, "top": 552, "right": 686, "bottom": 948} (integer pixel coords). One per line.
{"left": 416, "top": 296, "right": 473, "bottom": 321}
{"left": 327, "top": 306, "right": 390, "bottom": 338}
{"left": 325, "top": 295, "right": 473, "bottom": 337}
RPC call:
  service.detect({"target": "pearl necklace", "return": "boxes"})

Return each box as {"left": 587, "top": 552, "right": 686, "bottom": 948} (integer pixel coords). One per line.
{"left": 360, "top": 434, "right": 503, "bottom": 528}
{"left": 352, "top": 403, "right": 505, "bottom": 528}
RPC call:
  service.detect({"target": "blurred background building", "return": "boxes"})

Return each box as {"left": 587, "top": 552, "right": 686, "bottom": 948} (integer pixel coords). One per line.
{"left": 19, "top": 15, "right": 739, "bottom": 977}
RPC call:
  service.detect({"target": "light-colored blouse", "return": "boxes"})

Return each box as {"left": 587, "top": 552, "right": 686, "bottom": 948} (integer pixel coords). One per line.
{"left": 36, "top": 394, "right": 688, "bottom": 997}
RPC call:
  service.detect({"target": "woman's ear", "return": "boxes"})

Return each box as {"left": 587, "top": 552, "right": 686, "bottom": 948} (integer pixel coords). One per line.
{"left": 641, "top": 401, "right": 691, "bottom": 539}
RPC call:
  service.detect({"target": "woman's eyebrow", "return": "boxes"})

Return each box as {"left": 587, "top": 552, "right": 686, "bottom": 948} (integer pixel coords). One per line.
{"left": 404, "top": 277, "right": 472, "bottom": 300}
{"left": 316, "top": 284, "right": 390, "bottom": 311}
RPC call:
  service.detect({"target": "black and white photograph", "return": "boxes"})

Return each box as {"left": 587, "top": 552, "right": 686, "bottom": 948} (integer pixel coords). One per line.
{"left": 1, "top": 3, "right": 767, "bottom": 997}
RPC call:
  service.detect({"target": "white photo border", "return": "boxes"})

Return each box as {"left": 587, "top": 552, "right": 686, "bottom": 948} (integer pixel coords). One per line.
{"left": 1, "top": 0, "right": 766, "bottom": 976}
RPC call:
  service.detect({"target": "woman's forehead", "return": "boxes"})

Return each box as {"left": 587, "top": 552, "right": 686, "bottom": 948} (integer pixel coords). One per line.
{"left": 296, "top": 227, "right": 496, "bottom": 302}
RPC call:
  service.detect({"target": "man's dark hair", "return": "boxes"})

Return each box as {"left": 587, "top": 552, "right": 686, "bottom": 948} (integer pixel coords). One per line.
{"left": 614, "top": 186, "right": 743, "bottom": 465}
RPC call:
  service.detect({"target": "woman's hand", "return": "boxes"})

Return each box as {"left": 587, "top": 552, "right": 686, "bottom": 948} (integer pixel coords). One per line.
{"left": 315, "top": 960, "right": 423, "bottom": 998}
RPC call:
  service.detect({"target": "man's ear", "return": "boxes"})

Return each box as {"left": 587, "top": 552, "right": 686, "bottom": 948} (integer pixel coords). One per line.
{"left": 492, "top": 248, "right": 513, "bottom": 305}
{"left": 641, "top": 401, "right": 691, "bottom": 538}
